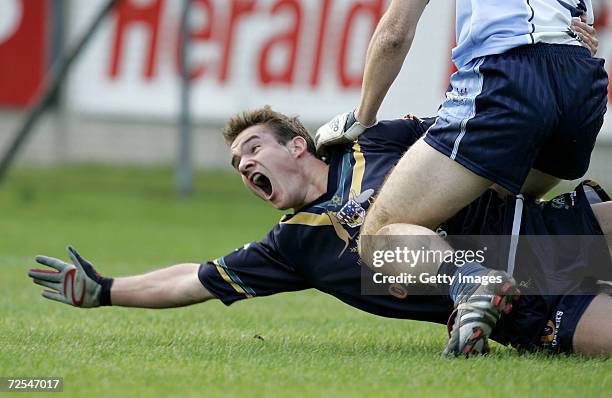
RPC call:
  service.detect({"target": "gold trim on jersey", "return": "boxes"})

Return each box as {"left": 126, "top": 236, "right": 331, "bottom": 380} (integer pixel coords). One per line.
{"left": 280, "top": 212, "right": 332, "bottom": 226}
{"left": 213, "top": 259, "right": 253, "bottom": 298}
{"left": 350, "top": 141, "right": 365, "bottom": 196}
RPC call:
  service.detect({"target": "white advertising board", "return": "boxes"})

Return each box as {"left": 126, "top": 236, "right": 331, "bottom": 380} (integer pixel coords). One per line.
{"left": 65, "top": 0, "right": 612, "bottom": 140}
{"left": 66, "top": 0, "right": 453, "bottom": 123}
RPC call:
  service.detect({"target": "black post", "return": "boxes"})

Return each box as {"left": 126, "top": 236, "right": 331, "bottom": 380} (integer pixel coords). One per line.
{"left": 177, "top": 0, "right": 193, "bottom": 197}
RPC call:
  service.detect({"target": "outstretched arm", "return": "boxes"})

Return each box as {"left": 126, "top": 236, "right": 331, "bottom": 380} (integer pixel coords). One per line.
{"left": 111, "top": 263, "right": 213, "bottom": 308}
{"left": 28, "top": 246, "right": 214, "bottom": 309}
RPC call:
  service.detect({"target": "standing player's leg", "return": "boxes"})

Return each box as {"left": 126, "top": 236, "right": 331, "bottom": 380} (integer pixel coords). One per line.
{"left": 360, "top": 46, "right": 605, "bottom": 356}
{"left": 358, "top": 138, "right": 493, "bottom": 287}
{"left": 361, "top": 48, "right": 557, "bottom": 269}
{"left": 362, "top": 138, "right": 492, "bottom": 235}
{"left": 359, "top": 138, "right": 520, "bottom": 357}
{"left": 492, "top": 169, "right": 561, "bottom": 199}
{"left": 359, "top": 52, "right": 538, "bottom": 358}
{"left": 520, "top": 169, "right": 561, "bottom": 199}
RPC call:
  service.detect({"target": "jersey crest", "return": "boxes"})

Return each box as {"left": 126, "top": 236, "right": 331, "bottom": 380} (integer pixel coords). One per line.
{"left": 335, "top": 189, "right": 374, "bottom": 228}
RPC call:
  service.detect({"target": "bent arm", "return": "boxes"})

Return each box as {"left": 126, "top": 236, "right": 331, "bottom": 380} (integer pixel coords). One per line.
{"left": 356, "top": 0, "right": 428, "bottom": 126}
{"left": 111, "top": 263, "right": 215, "bottom": 308}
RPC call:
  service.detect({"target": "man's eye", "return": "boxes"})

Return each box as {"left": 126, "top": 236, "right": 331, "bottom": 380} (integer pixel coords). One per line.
{"left": 253, "top": 145, "right": 261, "bottom": 153}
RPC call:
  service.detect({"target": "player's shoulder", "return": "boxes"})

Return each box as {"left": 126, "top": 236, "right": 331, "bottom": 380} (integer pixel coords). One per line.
{"left": 274, "top": 203, "right": 336, "bottom": 244}
{"left": 266, "top": 209, "right": 331, "bottom": 259}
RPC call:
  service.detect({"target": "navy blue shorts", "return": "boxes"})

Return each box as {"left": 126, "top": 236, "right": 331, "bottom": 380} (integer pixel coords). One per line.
{"left": 502, "top": 182, "right": 612, "bottom": 353}
{"left": 494, "top": 294, "right": 601, "bottom": 353}
{"left": 424, "top": 44, "right": 608, "bottom": 194}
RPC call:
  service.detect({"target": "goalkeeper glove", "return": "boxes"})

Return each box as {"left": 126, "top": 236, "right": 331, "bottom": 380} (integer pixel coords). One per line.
{"left": 315, "top": 110, "right": 376, "bottom": 152}
{"left": 28, "top": 246, "right": 113, "bottom": 308}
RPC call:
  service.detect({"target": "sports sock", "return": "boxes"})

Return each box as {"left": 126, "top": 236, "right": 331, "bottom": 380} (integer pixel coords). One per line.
{"left": 447, "top": 261, "right": 488, "bottom": 302}
{"left": 436, "top": 260, "right": 458, "bottom": 296}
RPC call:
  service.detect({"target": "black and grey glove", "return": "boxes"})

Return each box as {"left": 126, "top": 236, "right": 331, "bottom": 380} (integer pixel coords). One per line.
{"left": 28, "top": 246, "right": 113, "bottom": 308}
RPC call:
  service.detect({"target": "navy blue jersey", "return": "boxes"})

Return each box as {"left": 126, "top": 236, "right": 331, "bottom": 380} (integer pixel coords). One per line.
{"left": 199, "top": 116, "right": 454, "bottom": 324}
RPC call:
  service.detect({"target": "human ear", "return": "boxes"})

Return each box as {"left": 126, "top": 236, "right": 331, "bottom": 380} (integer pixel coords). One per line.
{"left": 290, "top": 136, "right": 308, "bottom": 157}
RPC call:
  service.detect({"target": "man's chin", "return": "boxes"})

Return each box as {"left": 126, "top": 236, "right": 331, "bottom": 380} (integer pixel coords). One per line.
{"left": 266, "top": 192, "right": 297, "bottom": 210}
{"left": 273, "top": 202, "right": 291, "bottom": 211}
{"left": 271, "top": 197, "right": 292, "bottom": 211}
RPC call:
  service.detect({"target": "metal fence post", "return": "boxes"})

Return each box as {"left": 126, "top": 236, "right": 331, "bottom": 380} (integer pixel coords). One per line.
{"left": 177, "top": 0, "right": 193, "bottom": 197}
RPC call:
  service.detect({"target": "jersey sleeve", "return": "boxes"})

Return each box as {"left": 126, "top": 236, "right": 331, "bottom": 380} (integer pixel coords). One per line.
{"left": 198, "top": 228, "right": 309, "bottom": 305}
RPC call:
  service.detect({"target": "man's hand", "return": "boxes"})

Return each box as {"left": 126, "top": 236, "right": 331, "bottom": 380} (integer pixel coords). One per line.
{"left": 572, "top": 16, "right": 598, "bottom": 56}
{"left": 28, "top": 246, "right": 113, "bottom": 308}
{"left": 315, "top": 110, "right": 376, "bottom": 152}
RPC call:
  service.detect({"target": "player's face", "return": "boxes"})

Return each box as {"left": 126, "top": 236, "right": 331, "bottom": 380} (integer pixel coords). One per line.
{"left": 230, "top": 125, "right": 307, "bottom": 210}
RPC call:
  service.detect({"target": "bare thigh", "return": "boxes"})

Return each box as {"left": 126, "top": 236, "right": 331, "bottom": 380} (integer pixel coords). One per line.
{"left": 491, "top": 169, "right": 560, "bottom": 199}
{"left": 520, "top": 169, "right": 560, "bottom": 199}
{"left": 363, "top": 138, "right": 492, "bottom": 235}
{"left": 573, "top": 293, "right": 612, "bottom": 356}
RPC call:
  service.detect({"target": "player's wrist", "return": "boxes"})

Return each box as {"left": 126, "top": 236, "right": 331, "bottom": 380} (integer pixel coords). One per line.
{"left": 99, "top": 277, "right": 114, "bottom": 306}
{"left": 353, "top": 108, "right": 376, "bottom": 128}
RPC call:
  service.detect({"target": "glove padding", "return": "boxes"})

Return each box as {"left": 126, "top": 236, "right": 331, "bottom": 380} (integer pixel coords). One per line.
{"left": 28, "top": 246, "right": 113, "bottom": 307}
{"left": 315, "top": 110, "right": 376, "bottom": 152}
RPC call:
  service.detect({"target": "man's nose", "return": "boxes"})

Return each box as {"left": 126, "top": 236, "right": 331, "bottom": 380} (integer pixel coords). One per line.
{"left": 238, "top": 157, "right": 254, "bottom": 174}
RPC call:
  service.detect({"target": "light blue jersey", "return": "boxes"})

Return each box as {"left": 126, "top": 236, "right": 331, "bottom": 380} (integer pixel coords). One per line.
{"left": 452, "top": 0, "right": 593, "bottom": 68}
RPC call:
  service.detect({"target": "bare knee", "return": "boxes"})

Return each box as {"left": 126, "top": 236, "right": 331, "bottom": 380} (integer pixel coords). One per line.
{"left": 573, "top": 294, "right": 612, "bottom": 356}
{"left": 358, "top": 223, "right": 451, "bottom": 271}
{"left": 359, "top": 223, "right": 417, "bottom": 268}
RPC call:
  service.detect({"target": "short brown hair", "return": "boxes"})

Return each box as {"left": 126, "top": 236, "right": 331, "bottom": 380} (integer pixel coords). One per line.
{"left": 222, "top": 106, "right": 316, "bottom": 155}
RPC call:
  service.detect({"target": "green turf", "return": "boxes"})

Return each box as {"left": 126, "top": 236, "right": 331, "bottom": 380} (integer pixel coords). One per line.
{"left": 0, "top": 166, "right": 610, "bottom": 397}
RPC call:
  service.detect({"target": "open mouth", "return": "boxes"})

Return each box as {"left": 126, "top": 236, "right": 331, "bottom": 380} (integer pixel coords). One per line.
{"left": 252, "top": 172, "right": 273, "bottom": 198}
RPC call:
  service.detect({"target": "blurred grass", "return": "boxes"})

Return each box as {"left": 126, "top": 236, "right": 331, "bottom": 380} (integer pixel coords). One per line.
{"left": 0, "top": 166, "right": 610, "bottom": 397}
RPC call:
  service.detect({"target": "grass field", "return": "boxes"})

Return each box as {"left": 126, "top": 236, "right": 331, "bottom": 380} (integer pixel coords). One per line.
{"left": 1, "top": 166, "right": 611, "bottom": 397}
